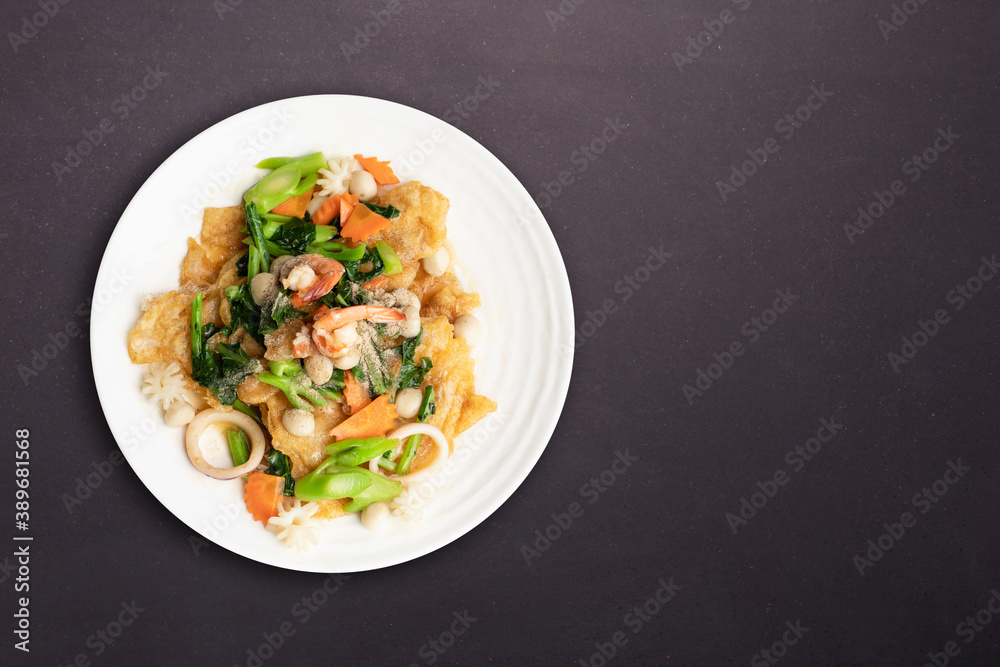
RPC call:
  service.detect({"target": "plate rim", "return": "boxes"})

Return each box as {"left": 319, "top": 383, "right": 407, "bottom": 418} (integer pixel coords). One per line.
{"left": 90, "top": 93, "right": 575, "bottom": 572}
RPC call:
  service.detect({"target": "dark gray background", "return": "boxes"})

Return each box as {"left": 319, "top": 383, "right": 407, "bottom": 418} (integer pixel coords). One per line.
{"left": 2, "top": 0, "right": 999, "bottom": 665}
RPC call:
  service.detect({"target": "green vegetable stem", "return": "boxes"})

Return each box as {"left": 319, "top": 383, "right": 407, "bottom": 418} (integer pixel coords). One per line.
{"left": 244, "top": 202, "right": 271, "bottom": 280}
{"left": 375, "top": 241, "right": 402, "bottom": 275}
{"left": 244, "top": 152, "right": 328, "bottom": 214}
{"left": 227, "top": 428, "right": 250, "bottom": 467}
{"left": 257, "top": 359, "right": 328, "bottom": 411}
{"left": 417, "top": 385, "right": 436, "bottom": 421}
{"left": 294, "top": 459, "right": 402, "bottom": 512}
{"left": 189, "top": 292, "right": 262, "bottom": 405}
{"left": 324, "top": 437, "right": 399, "bottom": 468}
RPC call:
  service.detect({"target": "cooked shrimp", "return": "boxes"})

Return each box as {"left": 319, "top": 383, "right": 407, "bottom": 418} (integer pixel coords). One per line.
{"left": 313, "top": 321, "right": 359, "bottom": 358}
{"left": 292, "top": 323, "right": 314, "bottom": 358}
{"left": 311, "top": 305, "right": 406, "bottom": 358}
{"left": 281, "top": 254, "right": 345, "bottom": 309}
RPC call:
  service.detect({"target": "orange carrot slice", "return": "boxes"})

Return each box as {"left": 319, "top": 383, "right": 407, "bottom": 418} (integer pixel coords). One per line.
{"left": 271, "top": 188, "right": 314, "bottom": 218}
{"left": 343, "top": 370, "right": 372, "bottom": 413}
{"left": 354, "top": 155, "right": 399, "bottom": 185}
{"left": 339, "top": 193, "right": 359, "bottom": 228}
{"left": 244, "top": 472, "right": 284, "bottom": 524}
{"left": 331, "top": 394, "right": 398, "bottom": 440}
{"left": 340, "top": 204, "right": 391, "bottom": 244}
{"left": 312, "top": 194, "right": 341, "bottom": 226}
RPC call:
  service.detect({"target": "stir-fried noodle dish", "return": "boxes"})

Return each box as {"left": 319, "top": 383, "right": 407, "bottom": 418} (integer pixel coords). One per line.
{"left": 128, "top": 152, "right": 496, "bottom": 550}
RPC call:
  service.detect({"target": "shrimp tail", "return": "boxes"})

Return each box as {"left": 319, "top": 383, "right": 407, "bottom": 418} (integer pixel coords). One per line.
{"left": 366, "top": 307, "right": 406, "bottom": 323}
{"left": 290, "top": 270, "right": 344, "bottom": 309}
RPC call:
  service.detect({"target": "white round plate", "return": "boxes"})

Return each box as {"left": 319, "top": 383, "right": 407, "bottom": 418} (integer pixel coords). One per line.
{"left": 90, "top": 95, "right": 574, "bottom": 572}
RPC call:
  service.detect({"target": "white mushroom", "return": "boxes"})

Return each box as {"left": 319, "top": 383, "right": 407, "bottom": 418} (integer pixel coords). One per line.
{"left": 270, "top": 254, "right": 295, "bottom": 277}
{"left": 400, "top": 305, "right": 421, "bottom": 339}
{"left": 250, "top": 272, "right": 279, "bottom": 306}
{"left": 164, "top": 401, "right": 196, "bottom": 428}
{"left": 349, "top": 170, "right": 378, "bottom": 201}
{"left": 304, "top": 354, "right": 334, "bottom": 385}
{"left": 361, "top": 501, "right": 391, "bottom": 530}
{"left": 332, "top": 346, "right": 361, "bottom": 370}
{"left": 421, "top": 247, "right": 450, "bottom": 277}
{"left": 282, "top": 409, "right": 315, "bottom": 436}
{"left": 453, "top": 314, "right": 483, "bottom": 346}
{"left": 394, "top": 388, "right": 422, "bottom": 420}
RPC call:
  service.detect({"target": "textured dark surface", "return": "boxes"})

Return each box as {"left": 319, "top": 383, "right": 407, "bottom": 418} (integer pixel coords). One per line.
{"left": 2, "top": 1, "right": 1000, "bottom": 665}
